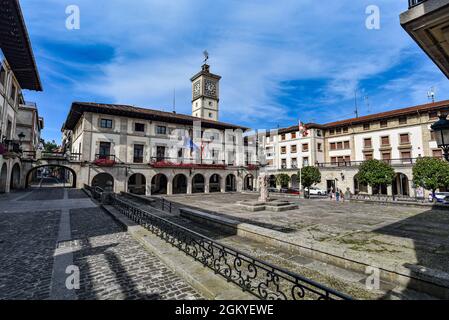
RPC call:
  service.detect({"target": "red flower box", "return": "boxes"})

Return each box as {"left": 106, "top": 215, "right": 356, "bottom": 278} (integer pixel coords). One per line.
{"left": 94, "top": 158, "right": 116, "bottom": 167}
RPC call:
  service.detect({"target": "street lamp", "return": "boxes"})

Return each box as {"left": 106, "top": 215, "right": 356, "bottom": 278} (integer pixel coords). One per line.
{"left": 431, "top": 114, "right": 449, "bottom": 161}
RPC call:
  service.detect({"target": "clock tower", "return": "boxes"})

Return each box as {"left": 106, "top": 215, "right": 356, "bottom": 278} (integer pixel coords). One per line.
{"left": 191, "top": 63, "right": 221, "bottom": 121}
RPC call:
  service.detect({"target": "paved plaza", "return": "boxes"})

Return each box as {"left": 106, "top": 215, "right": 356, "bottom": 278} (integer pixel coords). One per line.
{"left": 0, "top": 188, "right": 202, "bottom": 300}
{"left": 165, "top": 193, "right": 449, "bottom": 279}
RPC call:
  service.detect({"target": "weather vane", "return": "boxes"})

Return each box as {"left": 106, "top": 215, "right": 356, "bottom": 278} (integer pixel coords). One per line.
{"left": 203, "top": 50, "right": 209, "bottom": 64}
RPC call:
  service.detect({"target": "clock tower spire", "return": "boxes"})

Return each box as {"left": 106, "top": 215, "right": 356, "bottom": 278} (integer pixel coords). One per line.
{"left": 191, "top": 53, "right": 221, "bottom": 121}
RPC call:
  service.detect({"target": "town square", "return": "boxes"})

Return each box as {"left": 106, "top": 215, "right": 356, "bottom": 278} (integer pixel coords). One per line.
{"left": 2, "top": 0, "right": 449, "bottom": 308}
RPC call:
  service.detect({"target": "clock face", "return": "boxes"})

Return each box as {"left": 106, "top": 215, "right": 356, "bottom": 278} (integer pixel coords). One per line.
{"left": 205, "top": 79, "right": 217, "bottom": 97}
{"left": 193, "top": 81, "right": 201, "bottom": 98}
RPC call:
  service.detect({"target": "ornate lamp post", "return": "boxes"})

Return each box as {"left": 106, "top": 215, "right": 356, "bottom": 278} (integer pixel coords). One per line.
{"left": 431, "top": 114, "right": 449, "bottom": 161}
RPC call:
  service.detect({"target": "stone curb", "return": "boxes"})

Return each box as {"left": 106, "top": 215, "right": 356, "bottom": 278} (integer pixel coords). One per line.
{"left": 101, "top": 204, "right": 255, "bottom": 301}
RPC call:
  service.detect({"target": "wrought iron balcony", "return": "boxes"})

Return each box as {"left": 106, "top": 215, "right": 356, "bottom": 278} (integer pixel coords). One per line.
{"left": 0, "top": 140, "right": 22, "bottom": 158}
{"left": 94, "top": 154, "right": 117, "bottom": 167}
{"left": 409, "top": 0, "right": 427, "bottom": 8}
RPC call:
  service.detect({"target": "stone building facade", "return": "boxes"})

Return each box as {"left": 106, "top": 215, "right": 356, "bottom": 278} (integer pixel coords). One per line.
{"left": 264, "top": 100, "right": 449, "bottom": 197}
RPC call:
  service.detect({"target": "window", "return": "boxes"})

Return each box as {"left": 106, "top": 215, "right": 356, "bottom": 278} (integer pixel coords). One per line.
{"left": 303, "top": 157, "right": 309, "bottom": 167}
{"left": 399, "top": 116, "right": 407, "bottom": 125}
{"left": 363, "top": 123, "right": 370, "bottom": 131}
{"left": 281, "top": 146, "right": 287, "bottom": 154}
{"left": 401, "top": 151, "right": 412, "bottom": 162}
{"left": 337, "top": 142, "right": 343, "bottom": 150}
{"left": 100, "top": 119, "right": 113, "bottom": 129}
{"left": 343, "top": 127, "right": 349, "bottom": 133}
{"left": 429, "top": 111, "right": 438, "bottom": 120}
{"left": 400, "top": 133, "right": 410, "bottom": 144}
{"left": 135, "top": 123, "right": 145, "bottom": 132}
{"left": 291, "top": 132, "right": 297, "bottom": 139}
{"left": 365, "top": 153, "right": 373, "bottom": 160}
{"left": 316, "top": 130, "right": 322, "bottom": 137}
{"left": 292, "top": 158, "right": 298, "bottom": 168}
{"left": 9, "top": 83, "right": 16, "bottom": 101}
{"left": 317, "top": 143, "right": 322, "bottom": 152}
{"left": 0, "top": 64, "right": 6, "bottom": 87}
{"left": 330, "top": 142, "right": 336, "bottom": 150}
{"left": 281, "top": 134, "right": 286, "bottom": 141}
{"left": 99, "top": 142, "right": 111, "bottom": 158}
{"left": 133, "top": 144, "right": 144, "bottom": 163}
{"left": 381, "top": 136, "right": 390, "bottom": 146}
{"left": 433, "top": 149, "right": 443, "bottom": 159}
{"left": 382, "top": 152, "right": 391, "bottom": 161}
{"left": 380, "top": 120, "right": 388, "bottom": 128}
{"left": 281, "top": 159, "right": 287, "bottom": 169}
{"left": 302, "top": 143, "right": 309, "bottom": 152}
{"left": 156, "top": 146, "right": 166, "bottom": 161}
{"left": 291, "top": 145, "right": 297, "bottom": 153}
{"left": 329, "top": 129, "right": 335, "bottom": 135}
{"left": 156, "top": 126, "right": 167, "bottom": 135}
{"left": 364, "top": 138, "right": 372, "bottom": 148}
{"left": 336, "top": 128, "right": 341, "bottom": 134}
{"left": 209, "top": 112, "right": 213, "bottom": 118}
{"left": 344, "top": 141, "right": 350, "bottom": 149}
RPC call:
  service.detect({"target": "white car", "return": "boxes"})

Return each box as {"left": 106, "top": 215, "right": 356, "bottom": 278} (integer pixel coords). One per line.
{"left": 308, "top": 187, "right": 327, "bottom": 196}
{"left": 433, "top": 192, "right": 449, "bottom": 203}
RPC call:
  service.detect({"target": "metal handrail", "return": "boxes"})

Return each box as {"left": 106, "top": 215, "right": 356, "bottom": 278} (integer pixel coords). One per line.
{"left": 110, "top": 195, "right": 352, "bottom": 300}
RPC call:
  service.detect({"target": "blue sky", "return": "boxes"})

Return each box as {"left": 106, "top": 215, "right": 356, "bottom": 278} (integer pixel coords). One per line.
{"left": 19, "top": 0, "right": 449, "bottom": 143}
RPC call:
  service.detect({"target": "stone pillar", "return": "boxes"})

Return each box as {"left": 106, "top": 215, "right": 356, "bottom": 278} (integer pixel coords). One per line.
{"left": 387, "top": 185, "right": 393, "bottom": 196}
{"left": 205, "top": 179, "right": 210, "bottom": 194}
{"left": 368, "top": 185, "right": 373, "bottom": 195}
{"left": 167, "top": 180, "right": 173, "bottom": 195}
{"left": 220, "top": 176, "right": 226, "bottom": 193}
{"left": 187, "top": 177, "right": 193, "bottom": 194}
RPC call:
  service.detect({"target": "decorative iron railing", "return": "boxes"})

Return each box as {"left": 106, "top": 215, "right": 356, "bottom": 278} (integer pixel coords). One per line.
{"left": 110, "top": 195, "right": 352, "bottom": 301}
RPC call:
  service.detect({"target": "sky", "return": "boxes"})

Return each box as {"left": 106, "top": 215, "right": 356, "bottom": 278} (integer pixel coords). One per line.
{"left": 18, "top": 0, "right": 449, "bottom": 143}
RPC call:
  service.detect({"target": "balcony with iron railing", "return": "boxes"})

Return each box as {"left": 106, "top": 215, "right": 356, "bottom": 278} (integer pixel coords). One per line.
{"left": 0, "top": 140, "right": 21, "bottom": 158}
{"left": 94, "top": 154, "right": 117, "bottom": 167}
{"left": 149, "top": 156, "right": 258, "bottom": 170}
{"left": 316, "top": 157, "right": 430, "bottom": 168}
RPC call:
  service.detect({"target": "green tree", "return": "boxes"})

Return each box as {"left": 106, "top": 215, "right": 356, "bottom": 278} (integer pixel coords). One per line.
{"left": 276, "top": 174, "right": 291, "bottom": 188}
{"left": 43, "top": 139, "right": 58, "bottom": 152}
{"left": 357, "top": 159, "right": 395, "bottom": 194}
{"left": 413, "top": 157, "right": 449, "bottom": 198}
{"left": 301, "top": 166, "right": 321, "bottom": 198}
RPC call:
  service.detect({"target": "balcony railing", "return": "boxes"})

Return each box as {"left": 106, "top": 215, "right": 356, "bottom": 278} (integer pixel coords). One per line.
{"left": 408, "top": 0, "right": 427, "bottom": 8}
{"left": 317, "top": 157, "right": 421, "bottom": 168}
{"left": 0, "top": 140, "right": 21, "bottom": 158}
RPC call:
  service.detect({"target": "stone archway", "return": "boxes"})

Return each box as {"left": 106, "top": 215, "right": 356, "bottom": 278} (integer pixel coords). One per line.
{"left": 151, "top": 174, "right": 168, "bottom": 195}
{"left": 192, "top": 174, "right": 205, "bottom": 193}
{"left": 244, "top": 174, "right": 254, "bottom": 191}
{"left": 26, "top": 165, "right": 77, "bottom": 189}
{"left": 0, "top": 163, "right": 7, "bottom": 193}
{"left": 393, "top": 173, "right": 410, "bottom": 197}
{"left": 209, "top": 174, "right": 221, "bottom": 193}
{"left": 9, "top": 163, "right": 21, "bottom": 190}
{"left": 128, "top": 173, "right": 146, "bottom": 195}
{"left": 226, "top": 174, "right": 237, "bottom": 192}
{"left": 92, "top": 172, "right": 114, "bottom": 190}
{"left": 173, "top": 174, "right": 188, "bottom": 194}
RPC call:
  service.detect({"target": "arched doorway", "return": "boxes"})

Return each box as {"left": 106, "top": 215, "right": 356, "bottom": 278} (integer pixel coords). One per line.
{"left": 393, "top": 173, "right": 410, "bottom": 197}
{"left": 244, "top": 174, "right": 254, "bottom": 191}
{"left": 173, "top": 174, "right": 187, "bottom": 194}
{"left": 226, "top": 174, "right": 237, "bottom": 192}
{"left": 26, "top": 165, "right": 77, "bottom": 188}
{"left": 0, "top": 163, "right": 7, "bottom": 193}
{"left": 353, "top": 174, "right": 368, "bottom": 195}
{"left": 291, "top": 174, "right": 299, "bottom": 189}
{"left": 10, "top": 163, "right": 21, "bottom": 190}
{"left": 151, "top": 174, "right": 167, "bottom": 195}
{"left": 192, "top": 174, "right": 205, "bottom": 193}
{"left": 269, "top": 175, "right": 276, "bottom": 188}
{"left": 128, "top": 173, "right": 146, "bottom": 195}
{"left": 92, "top": 172, "right": 114, "bottom": 190}
{"left": 209, "top": 174, "right": 221, "bottom": 193}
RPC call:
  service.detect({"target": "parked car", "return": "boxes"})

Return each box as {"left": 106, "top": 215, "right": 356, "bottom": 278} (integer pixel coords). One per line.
{"left": 268, "top": 187, "right": 279, "bottom": 193}
{"left": 286, "top": 188, "right": 300, "bottom": 195}
{"left": 308, "top": 187, "right": 327, "bottom": 196}
{"left": 433, "top": 192, "right": 449, "bottom": 203}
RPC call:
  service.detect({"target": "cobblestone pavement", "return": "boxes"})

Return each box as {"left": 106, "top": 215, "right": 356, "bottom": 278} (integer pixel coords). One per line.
{"left": 0, "top": 188, "right": 202, "bottom": 300}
